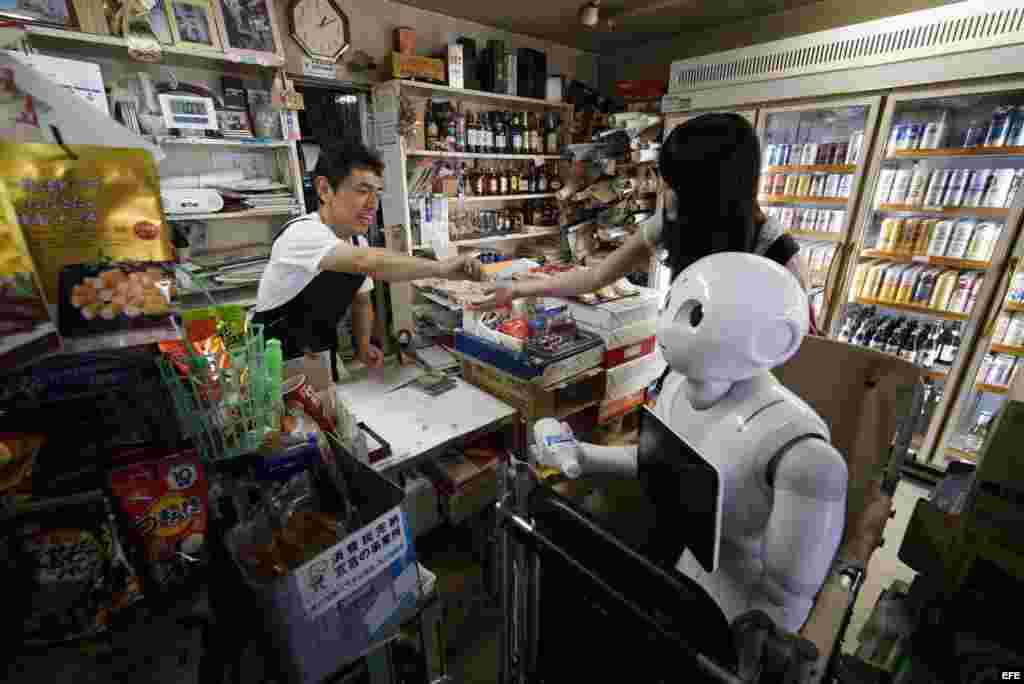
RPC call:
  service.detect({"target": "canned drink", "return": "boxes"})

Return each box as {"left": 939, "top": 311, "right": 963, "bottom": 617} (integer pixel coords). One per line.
{"left": 994, "top": 312, "right": 1013, "bottom": 343}
{"left": 1012, "top": 106, "right": 1024, "bottom": 146}
{"left": 833, "top": 141, "right": 849, "bottom": 165}
{"left": 778, "top": 144, "right": 792, "bottom": 165}
{"left": 905, "top": 165, "right": 931, "bottom": 206}
{"left": 962, "top": 169, "right": 994, "bottom": 207}
{"left": 811, "top": 175, "right": 826, "bottom": 197}
{"left": 847, "top": 131, "right": 865, "bottom": 164}
{"left": 877, "top": 218, "right": 903, "bottom": 252}
{"left": 945, "top": 219, "right": 977, "bottom": 259}
{"left": 982, "top": 168, "right": 1017, "bottom": 207}
{"left": 985, "top": 106, "right": 1014, "bottom": 147}
{"left": 796, "top": 174, "right": 813, "bottom": 196}
{"left": 764, "top": 144, "right": 778, "bottom": 167}
{"left": 926, "top": 220, "right": 955, "bottom": 256}
{"left": 1008, "top": 313, "right": 1024, "bottom": 346}
{"left": 1005, "top": 169, "right": 1024, "bottom": 207}
{"left": 789, "top": 144, "right": 803, "bottom": 167}
{"left": 831, "top": 210, "right": 846, "bottom": 232}
{"left": 889, "top": 168, "right": 915, "bottom": 205}
{"left": 923, "top": 169, "right": 952, "bottom": 208}
{"left": 894, "top": 125, "right": 914, "bottom": 151}
{"left": 875, "top": 168, "right": 897, "bottom": 207}
{"left": 802, "top": 143, "right": 819, "bottom": 166}
{"left": 887, "top": 125, "right": 906, "bottom": 156}
{"left": 784, "top": 175, "right": 800, "bottom": 196}
{"left": 1009, "top": 272, "right": 1024, "bottom": 303}
{"left": 963, "top": 120, "right": 988, "bottom": 148}
{"left": 987, "top": 354, "right": 1016, "bottom": 386}
{"left": 838, "top": 174, "right": 853, "bottom": 198}
{"left": 759, "top": 174, "right": 774, "bottom": 195}
{"left": 780, "top": 207, "right": 796, "bottom": 229}
{"left": 772, "top": 174, "right": 787, "bottom": 195}
{"left": 944, "top": 168, "right": 971, "bottom": 206}
{"left": 802, "top": 208, "right": 817, "bottom": 230}
{"left": 824, "top": 174, "right": 842, "bottom": 197}
{"left": 899, "top": 219, "right": 922, "bottom": 254}
{"left": 904, "top": 123, "right": 923, "bottom": 150}
{"left": 913, "top": 219, "right": 938, "bottom": 255}
{"left": 965, "top": 222, "right": 1001, "bottom": 262}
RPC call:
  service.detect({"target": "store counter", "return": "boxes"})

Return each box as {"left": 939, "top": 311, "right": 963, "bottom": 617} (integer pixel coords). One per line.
{"left": 337, "top": 364, "right": 519, "bottom": 474}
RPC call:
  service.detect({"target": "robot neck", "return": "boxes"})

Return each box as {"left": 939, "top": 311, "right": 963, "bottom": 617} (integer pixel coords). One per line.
{"left": 683, "top": 378, "right": 736, "bottom": 410}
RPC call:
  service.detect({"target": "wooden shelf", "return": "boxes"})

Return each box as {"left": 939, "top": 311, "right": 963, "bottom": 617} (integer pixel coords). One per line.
{"left": 154, "top": 136, "right": 291, "bottom": 149}
{"left": 165, "top": 207, "right": 299, "bottom": 221}
{"left": 860, "top": 250, "right": 990, "bottom": 270}
{"left": 408, "top": 150, "right": 563, "bottom": 161}
{"left": 454, "top": 193, "right": 557, "bottom": 202}
{"left": 788, "top": 230, "right": 843, "bottom": 242}
{"left": 878, "top": 204, "right": 1009, "bottom": 219}
{"left": 450, "top": 227, "right": 560, "bottom": 246}
{"left": 976, "top": 383, "right": 1009, "bottom": 395}
{"left": 1004, "top": 302, "right": 1024, "bottom": 313}
{"left": 991, "top": 343, "right": 1024, "bottom": 355}
{"left": 24, "top": 25, "right": 283, "bottom": 71}
{"left": 855, "top": 297, "right": 970, "bottom": 320}
{"left": 760, "top": 195, "right": 849, "bottom": 206}
{"left": 889, "top": 146, "right": 1024, "bottom": 160}
{"left": 764, "top": 164, "right": 857, "bottom": 173}
{"left": 926, "top": 369, "right": 949, "bottom": 381}
{"left": 396, "top": 79, "right": 573, "bottom": 109}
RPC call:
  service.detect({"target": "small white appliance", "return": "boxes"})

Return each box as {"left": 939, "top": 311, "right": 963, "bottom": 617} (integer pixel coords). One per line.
{"left": 158, "top": 93, "right": 219, "bottom": 131}
{"left": 161, "top": 188, "right": 224, "bottom": 215}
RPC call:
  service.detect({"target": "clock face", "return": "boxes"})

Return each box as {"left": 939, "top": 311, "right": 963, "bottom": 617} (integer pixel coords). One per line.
{"left": 290, "top": 0, "right": 350, "bottom": 61}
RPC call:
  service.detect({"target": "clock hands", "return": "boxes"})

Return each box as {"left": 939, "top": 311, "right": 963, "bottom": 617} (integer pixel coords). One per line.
{"left": 318, "top": 15, "right": 337, "bottom": 26}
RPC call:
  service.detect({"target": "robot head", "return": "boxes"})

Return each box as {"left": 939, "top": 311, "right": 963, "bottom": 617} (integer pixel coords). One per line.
{"left": 657, "top": 252, "right": 808, "bottom": 388}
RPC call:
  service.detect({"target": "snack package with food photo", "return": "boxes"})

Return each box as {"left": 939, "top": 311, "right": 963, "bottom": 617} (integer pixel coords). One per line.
{"left": 108, "top": 453, "right": 209, "bottom": 595}
{"left": 0, "top": 490, "right": 143, "bottom": 646}
{"left": 0, "top": 433, "right": 44, "bottom": 508}
{"left": 57, "top": 261, "right": 176, "bottom": 337}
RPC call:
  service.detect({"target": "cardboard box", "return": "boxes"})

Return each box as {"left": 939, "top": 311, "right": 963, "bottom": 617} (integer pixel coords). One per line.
{"left": 599, "top": 388, "right": 646, "bottom": 423}
{"left": 563, "top": 287, "right": 662, "bottom": 332}
{"left": 233, "top": 451, "right": 421, "bottom": 684}
{"left": 605, "top": 352, "right": 665, "bottom": 401}
{"left": 462, "top": 358, "right": 606, "bottom": 422}
{"left": 387, "top": 53, "right": 445, "bottom": 83}
{"left": 581, "top": 319, "right": 658, "bottom": 369}
{"left": 455, "top": 329, "right": 604, "bottom": 387}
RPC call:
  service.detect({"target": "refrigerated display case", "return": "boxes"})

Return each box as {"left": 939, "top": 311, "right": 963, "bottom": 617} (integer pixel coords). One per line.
{"left": 756, "top": 98, "right": 882, "bottom": 331}
{"left": 831, "top": 82, "right": 1024, "bottom": 474}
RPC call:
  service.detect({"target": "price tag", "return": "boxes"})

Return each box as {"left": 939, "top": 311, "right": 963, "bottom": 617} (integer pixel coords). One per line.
{"left": 282, "top": 90, "right": 305, "bottom": 111}
{"left": 303, "top": 57, "right": 337, "bottom": 80}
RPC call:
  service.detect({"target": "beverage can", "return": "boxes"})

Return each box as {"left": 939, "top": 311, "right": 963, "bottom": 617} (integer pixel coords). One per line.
{"left": 913, "top": 219, "right": 938, "bottom": 255}
{"left": 965, "top": 221, "right": 1001, "bottom": 261}
{"left": 1009, "top": 271, "right": 1024, "bottom": 303}
{"left": 927, "top": 220, "right": 955, "bottom": 256}
{"left": 944, "top": 168, "right": 971, "bottom": 206}
{"left": 790, "top": 144, "right": 804, "bottom": 166}
{"left": 912, "top": 268, "right": 939, "bottom": 304}
{"left": 978, "top": 354, "right": 996, "bottom": 385}
{"left": 905, "top": 123, "right": 923, "bottom": 150}
{"left": 894, "top": 125, "right": 913, "bottom": 151}
{"left": 798, "top": 208, "right": 813, "bottom": 230}
{"left": 900, "top": 219, "right": 922, "bottom": 254}
{"left": 764, "top": 144, "right": 778, "bottom": 167}
{"left": 796, "top": 174, "right": 813, "bottom": 196}
{"left": 772, "top": 174, "right": 787, "bottom": 195}
{"left": 994, "top": 312, "right": 1013, "bottom": 343}
{"left": 822, "top": 174, "right": 839, "bottom": 197}
{"left": 879, "top": 264, "right": 908, "bottom": 301}
{"left": 1011, "top": 106, "right": 1024, "bottom": 146}
{"left": 920, "top": 112, "right": 948, "bottom": 150}
{"left": 947, "top": 272, "right": 977, "bottom": 313}
{"left": 1004, "top": 169, "right": 1024, "bottom": 207}
{"left": 966, "top": 271, "right": 983, "bottom": 314}
{"left": 863, "top": 262, "right": 889, "bottom": 299}
{"left": 963, "top": 121, "right": 987, "bottom": 148}
{"left": 831, "top": 210, "right": 846, "bottom": 232}
{"left": 906, "top": 166, "right": 931, "bottom": 205}
{"left": 1006, "top": 313, "right": 1024, "bottom": 346}
{"left": 962, "top": 169, "right": 994, "bottom": 207}
{"left": 283, "top": 374, "right": 337, "bottom": 434}
{"left": 784, "top": 175, "right": 799, "bottom": 196}
{"left": 875, "top": 168, "right": 897, "bottom": 207}
{"left": 817, "top": 142, "right": 834, "bottom": 165}
{"left": 985, "top": 106, "right": 1014, "bottom": 147}
{"left": 847, "top": 131, "right": 865, "bottom": 164}
{"left": 877, "top": 218, "right": 902, "bottom": 252}
{"left": 987, "top": 354, "right": 1016, "bottom": 386}
{"left": 929, "top": 270, "right": 958, "bottom": 310}
{"left": 923, "top": 169, "right": 952, "bottom": 208}
{"left": 982, "top": 168, "right": 1017, "bottom": 207}
{"left": 760, "top": 174, "right": 774, "bottom": 195}
{"left": 945, "top": 219, "right": 977, "bottom": 259}
{"left": 811, "top": 175, "right": 826, "bottom": 197}
{"left": 780, "top": 207, "right": 795, "bottom": 229}
{"left": 850, "top": 260, "right": 874, "bottom": 301}
{"left": 801, "top": 143, "right": 818, "bottom": 165}
{"left": 833, "top": 141, "right": 849, "bottom": 165}
{"left": 897, "top": 265, "right": 923, "bottom": 302}
{"left": 812, "top": 210, "right": 828, "bottom": 232}
{"left": 778, "top": 144, "right": 792, "bottom": 165}
{"left": 887, "top": 125, "right": 905, "bottom": 156}
{"left": 838, "top": 174, "right": 853, "bottom": 198}
{"left": 889, "top": 168, "right": 915, "bottom": 204}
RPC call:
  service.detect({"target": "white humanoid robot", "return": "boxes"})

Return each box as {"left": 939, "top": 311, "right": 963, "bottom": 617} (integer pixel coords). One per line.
{"left": 535, "top": 252, "right": 848, "bottom": 635}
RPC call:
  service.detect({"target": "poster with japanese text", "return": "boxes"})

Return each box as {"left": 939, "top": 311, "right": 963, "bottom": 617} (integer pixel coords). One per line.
{"left": 0, "top": 142, "right": 172, "bottom": 305}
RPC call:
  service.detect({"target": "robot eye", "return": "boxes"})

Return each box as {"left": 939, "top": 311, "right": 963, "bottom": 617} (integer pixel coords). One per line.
{"left": 690, "top": 304, "right": 703, "bottom": 328}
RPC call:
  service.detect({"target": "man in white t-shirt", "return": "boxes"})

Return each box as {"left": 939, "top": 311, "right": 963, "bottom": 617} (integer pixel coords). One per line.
{"left": 252, "top": 140, "right": 482, "bottom": 375}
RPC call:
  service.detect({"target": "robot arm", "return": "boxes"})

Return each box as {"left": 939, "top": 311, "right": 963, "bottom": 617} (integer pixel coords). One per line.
{"left": 533, "top": 419, "right": 638, "bottom": 478}
{"left": 752, "top": 436, "right": 847, "bottom": 635}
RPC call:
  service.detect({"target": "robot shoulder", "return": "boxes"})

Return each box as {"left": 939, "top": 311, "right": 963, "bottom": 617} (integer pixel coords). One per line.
{"left": 772, "top": 436, "right": 848, "bottom": 502}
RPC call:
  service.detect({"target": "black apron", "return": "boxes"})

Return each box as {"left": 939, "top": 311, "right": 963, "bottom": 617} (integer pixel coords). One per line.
{"left": 251, "top": 217, "right": 367, "bottom": 379}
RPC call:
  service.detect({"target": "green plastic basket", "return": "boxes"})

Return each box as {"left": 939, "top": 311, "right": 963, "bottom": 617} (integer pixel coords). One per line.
{"left": 157, "top": 323, "right": 273, "bottom": 463}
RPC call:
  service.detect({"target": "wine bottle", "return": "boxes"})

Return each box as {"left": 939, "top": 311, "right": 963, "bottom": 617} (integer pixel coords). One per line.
{"left": 519, "top": 164, "right": 529, "bottom": 195}
{"left": 511, "top": 112, "right": 524, "bottom": 154}
{"left": 510, "top": 163, "right": 520, "bottom": 193}
{"left": 920, "top": 324, "right": 940, "bottom": 367}
{"left": 425, "top": 98, "right": 439, "bottom": 150}
{"left": 836, "top": 312, "right": 858, "bottom": 344}
{"left": 937, "top": 323, "right": 961, "bottom": 366}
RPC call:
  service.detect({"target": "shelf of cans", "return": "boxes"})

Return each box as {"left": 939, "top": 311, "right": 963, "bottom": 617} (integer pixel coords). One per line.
{"left": 762, "top": 205, "right": 847, "bottom": 234}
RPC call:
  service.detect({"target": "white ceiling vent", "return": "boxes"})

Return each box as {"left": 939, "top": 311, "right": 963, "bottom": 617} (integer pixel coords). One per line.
{"left": 670, "top": 1, "right": 1024, "bottom": 94}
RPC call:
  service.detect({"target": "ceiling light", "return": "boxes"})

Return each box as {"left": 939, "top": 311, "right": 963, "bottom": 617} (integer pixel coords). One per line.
{"left": 579, "top": 0, "right": 600, "bottom": 27}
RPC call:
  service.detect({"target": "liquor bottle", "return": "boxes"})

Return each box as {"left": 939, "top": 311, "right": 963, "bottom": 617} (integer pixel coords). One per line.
{"left": 884, "top": 319, "right": 904, "bottom": 355}
{"left": 937, "top": 322, "right": 961, "bottom": 366}
{"left": 919, "top": 324, "right": 940, "bottom": 367}
{"left": 446, "top": 112, "right": 457, "bottom": 151}
{"left": 510, "top": 163, "right": 520, "bottom": 193}
{"left": 545, "top": 112, "right": 559, "bottom": 155}
{"left": 898, "top": 322, "right": 921, "bottom": 363}
{"left": 519, "top": 164, "right": 529, "bottom": 194}
{"left": 425, "top": 98, "right": 439, "bottom": 150}
{"left": 494, "top": 113, "right": 507, "bottom": 154}
{"left": 836, "top": 311, "right": 859, "bottom": 343}
{"left": 465, "top": 111, "right": 477, "bottom": 154}
{"left": 487, "top": 166, "right": 499, "bottom": 196}
{"left": 530, "top": 112, "right": 541, "bottom": 154}
{"left": 548, "top": 162, "right": 563, "bottom": 191}
{"left": 537, "top": 164, "right": 548, "bottom": 192}
{"left": 869, "top": 318, "right": 893, "bottom": 351}
{"left": 852, "top": 315, "right": 877, "bottom": 347}
{"left": 457, "top": 162, "right": 467, "bottom": 197}
{"left": 511, "top": 113, "right": 524, "bottom": 154}
{"left": 499, "top": 164, "right": 509, "bottom": 195}
{"left": 472, "top": 163, "right": 485, "bottom": 196}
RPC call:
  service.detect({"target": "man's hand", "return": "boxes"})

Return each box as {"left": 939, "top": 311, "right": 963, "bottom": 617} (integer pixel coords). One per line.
{"left": 841, "top": 480, "right": 895, "bottom": 565}
{"left": 438, "top": 253, "right": 484, "bottom": 281}
{"left": 357, "top": 342, "right": 385, "bottom": 369}
{"left": 469, "top": 284, "right": 517, "bottom": 310}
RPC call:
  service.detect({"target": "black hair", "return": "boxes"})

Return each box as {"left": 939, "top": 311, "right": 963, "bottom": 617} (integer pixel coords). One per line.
{"left": 314, "top": 139, "right": 385, "bottom": 190}
{"left": 658, "top": 113, "right": 761, "bottom": 280}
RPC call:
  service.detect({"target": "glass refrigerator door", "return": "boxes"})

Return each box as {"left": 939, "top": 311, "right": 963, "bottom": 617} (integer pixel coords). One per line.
{"left": 757, "top": 98, "right": 882, "bottom": 331}
{"left": 832, "top": 81, "right": 1024, "bottom": 475}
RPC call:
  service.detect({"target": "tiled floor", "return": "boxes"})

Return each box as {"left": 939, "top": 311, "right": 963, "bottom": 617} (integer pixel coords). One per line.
{"left": 842, "top": 478, "right": 932, "bottom": 654}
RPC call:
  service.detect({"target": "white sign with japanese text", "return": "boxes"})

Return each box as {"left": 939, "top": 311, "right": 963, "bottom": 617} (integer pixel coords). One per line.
{"left": 296, "top": 506, "right": 408, "bottom": 620}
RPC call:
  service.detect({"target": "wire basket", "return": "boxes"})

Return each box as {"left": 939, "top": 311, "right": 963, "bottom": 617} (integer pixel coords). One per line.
{"left": 157, "top": 323, "right": 272, "bottom": 463}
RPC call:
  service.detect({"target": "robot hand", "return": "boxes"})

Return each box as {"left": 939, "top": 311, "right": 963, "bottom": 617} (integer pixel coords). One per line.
{"left": 532, "top": 418, "right": 583, "bottom": 478}
{"left": 732, "top": 610, "right": 821, "bottom": 684}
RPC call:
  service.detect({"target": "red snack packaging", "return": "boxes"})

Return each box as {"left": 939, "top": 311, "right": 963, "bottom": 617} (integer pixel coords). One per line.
{"left": 109, "top": 453, "right": 209, "bottom": 590}
{"left": 499, "top": 318, "right": 530, "bottom": 340}
{"left": 283, "top": 374, "right": 336, "bottom": 434}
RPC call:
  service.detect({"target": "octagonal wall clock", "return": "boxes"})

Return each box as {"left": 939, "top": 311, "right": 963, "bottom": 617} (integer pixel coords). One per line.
{"left": 288, "top": 0, "right": 351, "bottom": 62}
